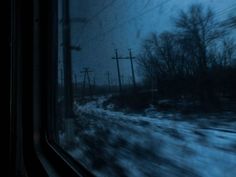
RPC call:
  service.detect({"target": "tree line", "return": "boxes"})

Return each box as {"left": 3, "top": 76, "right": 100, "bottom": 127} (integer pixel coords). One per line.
{"left": 138, "top": 4, "right": 236, "bottom": 104}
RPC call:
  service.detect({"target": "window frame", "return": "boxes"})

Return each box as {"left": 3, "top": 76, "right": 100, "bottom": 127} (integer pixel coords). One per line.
{"left": 11, "top": 0, "right": 95, "bottom": 176}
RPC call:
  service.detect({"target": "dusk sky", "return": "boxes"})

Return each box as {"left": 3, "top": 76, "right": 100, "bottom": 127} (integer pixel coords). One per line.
{"left": 58, "top": 0, "right": 236, "bottom": 85}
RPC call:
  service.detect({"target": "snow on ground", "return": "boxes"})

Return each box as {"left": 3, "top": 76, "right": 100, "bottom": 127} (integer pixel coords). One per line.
{"left": 61, "top": 96, "right": 236, "bottom": 177}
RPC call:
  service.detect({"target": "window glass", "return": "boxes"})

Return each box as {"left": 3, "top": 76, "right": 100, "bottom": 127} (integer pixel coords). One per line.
{"left": 56, "top": 1, "right": 236, "bottom": 177}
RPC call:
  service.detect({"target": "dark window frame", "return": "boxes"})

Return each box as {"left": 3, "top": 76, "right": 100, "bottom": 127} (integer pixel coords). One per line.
{"left": 11, "top": 0, "right": 95, "bottom": 176}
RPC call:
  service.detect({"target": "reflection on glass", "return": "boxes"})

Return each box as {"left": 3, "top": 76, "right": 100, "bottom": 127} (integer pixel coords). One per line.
{"left": 56, "top": 1, "right": 236, "bottom": 177}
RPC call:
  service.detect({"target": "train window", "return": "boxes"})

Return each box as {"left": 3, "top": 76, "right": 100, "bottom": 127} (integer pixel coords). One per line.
{"left": 54, "top": 0, "right": 236, "bottom": 177}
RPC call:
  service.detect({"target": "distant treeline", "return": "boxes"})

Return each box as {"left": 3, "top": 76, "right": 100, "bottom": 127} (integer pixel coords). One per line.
{"left": 138, "top": 4, "right": 236, "bottom": 103}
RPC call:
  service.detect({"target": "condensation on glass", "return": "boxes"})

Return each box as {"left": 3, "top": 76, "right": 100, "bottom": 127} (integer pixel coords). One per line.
{"left": 55, "top": 1, "right": 236, "bottom": 177}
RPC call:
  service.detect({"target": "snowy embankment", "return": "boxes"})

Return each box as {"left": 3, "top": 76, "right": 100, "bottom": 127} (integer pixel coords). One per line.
{"left": 63, "top": 96, "right": 236, "bottom": 177}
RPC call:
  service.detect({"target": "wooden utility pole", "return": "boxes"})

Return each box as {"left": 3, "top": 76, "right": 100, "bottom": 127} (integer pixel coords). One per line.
{"left": 80, "top": 67, "right": 93, "bottom": 97}
{"left": 112, "top": 49, "right": 136, "bottom": 93}
{"left": 62, "top": 0, "right": 74, "bottom": 118}
{"left": 62, "top": 0, "right": 82, "bottom": 118}
{"left": 128, "top": 49, "right": 136, "bottom": 89}
{"left": 62, "top": 0, "right": 84, "bottom": 145}
{"left": 112, "top": 49, "right": 122, "bottom": 93}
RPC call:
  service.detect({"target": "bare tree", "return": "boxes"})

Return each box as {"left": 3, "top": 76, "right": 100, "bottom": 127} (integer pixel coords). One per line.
{"left": 220, "top": 38, "right": 236, "bottom": 66}
{"left": 138, "top": 32, "right": 187, "bottom": 96}
{"left": 138, "top": 3, "right": 236, "bottom": 104}
{"left": 174, "top": 4, "right": 226, "bottom": 101}
{"left": 175, "top": 4, "right": 224, "bottom": 72}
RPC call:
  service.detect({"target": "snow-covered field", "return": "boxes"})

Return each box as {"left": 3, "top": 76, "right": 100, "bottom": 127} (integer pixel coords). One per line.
{"left": 60, "top": 96, "right": 236, "bottom": 177}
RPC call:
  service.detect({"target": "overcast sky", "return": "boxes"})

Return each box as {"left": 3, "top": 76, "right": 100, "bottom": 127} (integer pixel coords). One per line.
{"left": 58, "top": 0, "right": 236, "bottom": 85}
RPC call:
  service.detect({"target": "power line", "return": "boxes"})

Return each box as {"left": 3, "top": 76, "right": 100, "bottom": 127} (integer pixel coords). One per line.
{"left": 209, "top": 4, "right": 236, "bottom": 29}
{"left": 87, "top": 0, "right": 171, "bottom": 44}
{"left": 86, "top": 0, "right": 118, "bottom": 25}
{"left": 74, "top": 1, "right": 235, "bottom": 47}
{"left": 214, "top": 3, "right": 236, "bottom": 17}
{"left": 74, "top": 0, "right": 137, "bottom": 47}
{"left": 73, "top": 0, "right": 118, "bottom": 46}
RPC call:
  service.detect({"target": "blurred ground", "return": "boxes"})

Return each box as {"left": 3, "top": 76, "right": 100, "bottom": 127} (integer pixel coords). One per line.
{"left": 60, "top": 96, "right": 236, "bottom": 177}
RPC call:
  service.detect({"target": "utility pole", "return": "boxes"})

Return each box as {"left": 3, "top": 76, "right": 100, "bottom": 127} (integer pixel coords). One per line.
{"left": 80, "top": 67, "right": 93, "bottom": 97}
{"left": 62, "top": 0, "right": 84, "bottom": 145}
{"left": 112, "top": 49, "right": 137, "bottom": 92}
{"left": 62, "top": 0, "right": 82, "bottom": 117}
{"left": 128, "top": 49, "right": 136, "bottom": 89}
{"left": 62, "top": 0, "right": 74, "bottom": 118}
{"left": 112, "top": 49, "right": 122, "bottom": 93}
